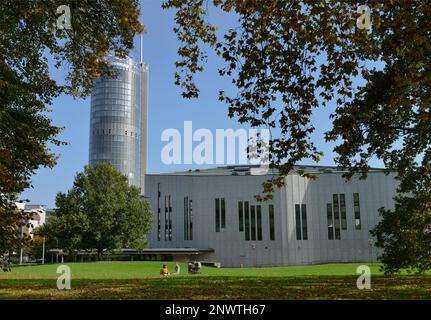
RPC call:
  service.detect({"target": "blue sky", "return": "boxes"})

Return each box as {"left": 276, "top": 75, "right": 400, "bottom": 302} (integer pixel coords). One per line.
{"left": 21, "top": 0, "right": 381, "bottom": 208}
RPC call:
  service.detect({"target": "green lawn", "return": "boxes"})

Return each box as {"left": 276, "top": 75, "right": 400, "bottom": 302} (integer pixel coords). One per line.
{"left": 0, "top": 262, "right": 430, "bottom": 299}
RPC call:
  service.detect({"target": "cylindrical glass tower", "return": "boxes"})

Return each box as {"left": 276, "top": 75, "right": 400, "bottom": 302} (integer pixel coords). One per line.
{"left": 89, "top": 56, "right": 148, "bottom": 194}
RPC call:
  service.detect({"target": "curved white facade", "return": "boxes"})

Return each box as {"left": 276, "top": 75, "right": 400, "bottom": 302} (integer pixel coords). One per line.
{"left": 145, "top": 166, "right": 398, "bottom": 267}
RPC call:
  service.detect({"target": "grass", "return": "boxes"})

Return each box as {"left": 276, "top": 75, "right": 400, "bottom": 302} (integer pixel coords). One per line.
{"left": 0, "top": 262, "right": 430, "bottom": 300}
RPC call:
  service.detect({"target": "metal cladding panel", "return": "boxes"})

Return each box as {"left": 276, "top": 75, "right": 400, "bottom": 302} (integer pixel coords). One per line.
{"left": 144, "top": 170, "right": 398, "bottom": 267}
{"left": 89, "top": 57, "right": 148, "bottom": 193}
{"left": 145, "top": 174, "right": 286, "bottom": 267}
{"left": 283, "top": 171, "right": 398, "bottom": 265}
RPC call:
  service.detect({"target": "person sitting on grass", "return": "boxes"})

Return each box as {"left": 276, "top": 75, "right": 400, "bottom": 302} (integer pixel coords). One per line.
{"left": 195, "top": 261, "right": 202, "bottom": 273}
{"left": 160, "top": 264, "right": 170, "bottom": 276}
{"left": 174, "top": 262, "right": 180, "bottom": 275}
{"left": 1, "top": 259, "right": 11, "bottom": 272}
{"left": 188, "top": 261, "right": 202, "bottom": 274}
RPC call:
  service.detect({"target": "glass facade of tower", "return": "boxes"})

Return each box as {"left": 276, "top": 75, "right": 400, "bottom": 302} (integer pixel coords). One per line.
{"left": 89, "top": 56, "right": 148, "bottom": 193}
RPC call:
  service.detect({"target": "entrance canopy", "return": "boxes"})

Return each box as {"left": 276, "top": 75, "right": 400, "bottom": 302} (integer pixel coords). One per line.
{"left": 48, "top": 248, "right": 214, "bottom": 256}
{"left": 119, "top": 248, "right": 214, "bottom": 255}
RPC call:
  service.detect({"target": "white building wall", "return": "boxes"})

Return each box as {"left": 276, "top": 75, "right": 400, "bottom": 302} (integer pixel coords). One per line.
{"left": 284, "top": 172, "right": 398, "bottom": 265}
{"left": 145, "top": 170, "right": 398, "bottom": 267}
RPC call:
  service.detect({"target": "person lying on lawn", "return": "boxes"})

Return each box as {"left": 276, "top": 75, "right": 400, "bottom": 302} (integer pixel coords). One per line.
{"left": 160, "top": 264, "right": 170, "bottom": 276}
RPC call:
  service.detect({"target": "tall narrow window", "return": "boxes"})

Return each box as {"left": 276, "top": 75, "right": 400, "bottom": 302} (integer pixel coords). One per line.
{"left": 238, "top": 202, "right": 244, "bottom": 232}
{"left": 327, "top": 203, "right": 334, "bottom": 240}
{"left": 168, "top": 195, "right": 172, "bottom": 241}
{"left": 354, "top": 193, "right": 361, "bottom": 230}
{"left": 333, "top": 194, "right": 341, "bottom": 240}
{"left": 340, "top": 194, "right": 347, "bottom": 230}
{"left": 215, "top": 198, "right": 226, "bottom": 231}
{"left": 251, "top": 205, "right": 256, "bottom": 241}
{"left": 157, "top": 183, "right": 161, "bottom": 241}
{"left": 215, "top": 198, "right": 220, "bottom": 232}
{"left": 245, "top": 201, "right": 250, "bottom": 241}
{"left": 189, "top": 199, "right": 193, "bottom": 240}
{"left": 184, "top": 197, "right": 189, "bottom": 240}
{"left": 295, "top": 204, "right": 302, "bottom": 240}
{"left": 257, "top": 205, "right": 262, "bottom": 241}
{"left": 301, "top": 204, "right": 308, "bottom": 240}
{"left": 221, "top": 198, "right": 226, "bottom": 229}
{"left": 164, "top": 196, "right": 168, "bottom": 241}
{"left": 269, "top": 205, "right": 275, "bottom": 241}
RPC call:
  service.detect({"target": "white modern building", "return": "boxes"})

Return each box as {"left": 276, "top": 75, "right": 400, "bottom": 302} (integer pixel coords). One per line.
{"left": 144, "top": 165, "right": 398, "bottom": 267}
{"left": 15, "top": 203, "right": 46, "bottom": 239}
{"left": 89, "top": 56, "right": 399, "bottom": 267}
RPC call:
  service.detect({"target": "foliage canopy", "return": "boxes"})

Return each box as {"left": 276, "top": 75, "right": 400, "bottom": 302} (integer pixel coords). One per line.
{"left": 39, "top": 163, "right": 152, "bottom": 258}
{"left": 0, "top": 0, "right": 142, "bottom": 256}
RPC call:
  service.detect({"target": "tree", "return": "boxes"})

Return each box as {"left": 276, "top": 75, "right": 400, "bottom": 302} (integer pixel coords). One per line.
{"left": 371, "top": 192, "right": 431, "bottom": 274}
{"left": 162, "top": 0, "right": 431, "bottom": 271}
{"left": 39, "top": 163, "right": 152, "bottom": 259}
{"left": 0, "top": 1, "right": 143, "bottom": 255}
{"left": 162, "top": 0, "right": 430, "bottom": 193}
{"left": 0, "top": 203, "right": 32, "bottom": 259}
{"left": 38, "top": 196, "right": 87, "bottom": 256}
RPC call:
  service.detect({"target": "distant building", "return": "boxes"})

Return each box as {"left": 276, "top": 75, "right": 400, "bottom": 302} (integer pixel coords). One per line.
{"left": 45, "top": 208, "right": 55, "bottom": 222}
{"left": 145, "top": 165, "right": 398, "bottom": 267}
{"left": 89, "top": 56, "right": 148, "bottom": 194}
{"left": 16, "top": 203, "right": 46, "bottom": 239}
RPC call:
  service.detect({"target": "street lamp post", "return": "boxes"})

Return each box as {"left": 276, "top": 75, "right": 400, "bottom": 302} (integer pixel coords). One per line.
{"left": 19, "top": 225, "right": 23, "bottom": 265}
{"left": 368, "top": 238, "right": 374, "bottom": 265}
{"left": 42, "top": 237, "right": 45, "bottom": 265}
{"left": 54, "top": 237, "right": 59, "bottom": 264}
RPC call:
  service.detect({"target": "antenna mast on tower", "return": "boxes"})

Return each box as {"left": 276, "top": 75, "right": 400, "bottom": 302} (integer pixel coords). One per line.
{"left": 139, "top": 10, "right": 144, "bottom": 65}
{"left": 139, "top": 31, "right": 143, "bottom": 64}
